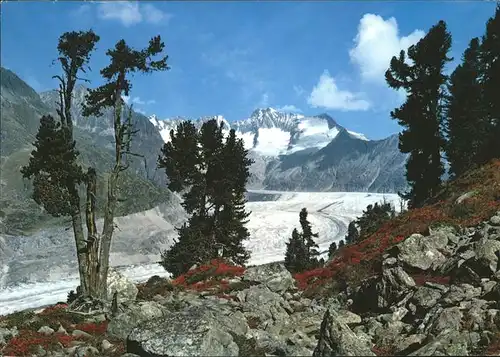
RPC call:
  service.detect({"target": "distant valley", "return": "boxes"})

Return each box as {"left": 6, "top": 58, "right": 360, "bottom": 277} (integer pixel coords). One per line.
{"left": 0, "top": 66, "right": 408, "bottom": 234}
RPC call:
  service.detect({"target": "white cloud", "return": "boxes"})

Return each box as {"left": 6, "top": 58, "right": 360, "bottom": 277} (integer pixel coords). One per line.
{"left": 276, "top": 105, "right": 302, "bottom": 113}
{"left": 97, "top": 2, "right": 171, "bottom": 27}
{"left": 307, "top": 70, "right": 371, "bottom": 111}
{"left": 122, "top": 95, "right": 155, "bottom": 105}
{"left": 349, "top": 14, "right": 425, "bottom": 83}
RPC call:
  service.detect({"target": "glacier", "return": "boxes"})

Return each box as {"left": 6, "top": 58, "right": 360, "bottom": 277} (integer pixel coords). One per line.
{"left": 0, "top": 190, "right": 402, "bottom": 315}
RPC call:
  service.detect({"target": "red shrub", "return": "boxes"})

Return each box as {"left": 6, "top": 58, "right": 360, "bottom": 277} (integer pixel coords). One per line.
{"left": 171, "top": 259, "right": 245, "bottom": 292}
{"left": 3, "top": 329, "right": 80, "bottom": 356}
{"left": 39, "top": 303, "right": 68, "bottom": 315}
{"left": 73, "top": 320, "right": 108, "bottom": 335}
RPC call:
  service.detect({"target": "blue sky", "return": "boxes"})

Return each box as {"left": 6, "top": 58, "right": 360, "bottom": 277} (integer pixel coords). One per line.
{"left": 1, "top": 1, "right": 496, "bottom": 140}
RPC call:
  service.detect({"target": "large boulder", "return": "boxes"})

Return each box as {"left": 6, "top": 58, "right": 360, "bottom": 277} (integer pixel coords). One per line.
{"left": 107, "top": 301, "right": 168, "bottom": 340}
{"left": 314, "top": 305, "right": 375, "bottom": 356}
{"left": 127, "top": 304, "right": 248, "bottom": 356}
{"left": 107, "top": 267, "right": 139, "bottom": 303}
{"left": 396, "top": 233, "right": 448, "bottom": 271}
{"left": 243, "top": 262, "right": 295, "bottom": 293}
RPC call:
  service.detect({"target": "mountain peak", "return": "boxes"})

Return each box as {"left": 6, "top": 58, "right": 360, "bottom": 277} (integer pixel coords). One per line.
{"left": 313, "top": 113, "right": 339, "bottom": 129}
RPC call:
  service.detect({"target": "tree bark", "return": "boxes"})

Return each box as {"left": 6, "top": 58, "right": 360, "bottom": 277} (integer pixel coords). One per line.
{"left": 97, "top": 93, "right": 124, "bottom": 300}
{"left": 67, "top": 184, "right": 90, "bottom": 296}
{"left": 85, "top": 167, "right": 100, "bottom": 297}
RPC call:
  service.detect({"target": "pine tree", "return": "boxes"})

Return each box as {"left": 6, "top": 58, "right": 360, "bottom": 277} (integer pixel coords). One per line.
{"left": 355, "top": 201, "right": 395, "bottom": 240}
{"left": 344, "top": 221, "right": 359, "bottom": 244}
{"left": 328, "top": 241, "right": 337, "bottom": 260}
{"left": 21, "top": 115, "right": 85, "bottom": 217}
{"left": 284, "top": 228, "right": 308, "bottom": 273}
{"left": 385, "top": 21, "right": 453, "bottom": 208}
{"left": 21, "top": 31, "right": 100, "bottom": 299}
{"left": 444, "top": 38, "right": 484, "bottom": 178}
{"left": 284, "top": 208, "right": 321, "bottom": 273}
{"left": 21, "top": 31, "right": 168, "bottom": 300}
{"left": 478, "top": 5, "right": 500, "bottom": 163}
{"left": 338, "top": 240, "right": 345, "bottom": 249}
{"left": 158, "top": 120, "right": 253, "bottom": 277}
{"left": 299, "top": 208, "right": 320, "bottom": 267}
{"left": 160, "top": 214, "right": 216, "bottom": 277}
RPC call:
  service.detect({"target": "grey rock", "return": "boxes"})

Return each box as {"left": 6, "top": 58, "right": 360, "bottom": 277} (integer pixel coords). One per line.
{"left": 107, "top": 301, "right": 168, "bottom": 340}
{"left": 74, "top": 345, "right": 100, "bottom": 357}
{"left": 107, "top": 267, "right": 139, "bottom": 302}
{"left": 443, "top": 284, "right": 481, "bottom": 305}
{"left": 37, "top": 325, "right": 55, "bottom": 335}
{"left": 412, "top": 286, "right": 443, "bottom": 309}
{"left": 490, "top": 215, "right": 500, "bottom": 226}
{"left": 408, "top": 330, "right": 470, "bottom": 356}
{"left": 314, "top": 306, "right": 375, "bottom": 356}
{"left": 127, "top": 305, "right": 244, "bottom": 356}
{"left": 396, "top": 233, "right": 448, "bottom": 271}
{"left": 431, "top": 307, "right": 463, "bottom": 334}
{"left": 242, "top": 262, "right": 295, "bottom": 293}
{"left": 72, "top": 329, "right": 93, "bottom": 339}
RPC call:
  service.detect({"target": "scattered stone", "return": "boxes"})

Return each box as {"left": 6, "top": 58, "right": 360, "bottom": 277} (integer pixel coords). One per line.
{"left": 37, "top": 325, "right": 55, "bottom": 335}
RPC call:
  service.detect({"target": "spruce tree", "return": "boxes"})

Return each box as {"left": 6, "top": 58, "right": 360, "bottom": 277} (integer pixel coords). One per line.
{"left": 344, "top": 221, "right": 359, "bottom": 244}
{"left": 21, "top": 31, "right": 100, "bottom": 299}
{"left": 299, "top": 208, "right": 320, "bottom": 266}
{"left": 385, "top": 21, "right": 453, "bottom": 208}
{"left": 284, "top": 208, "right": 321, "bottom": 273}
{"left": 355, "top": 202, "right": 395, "bottom": 240}
{"left": 444, "top": 38, "right": 484, "bottom": 178}
{"left": 338, "top": 240, "right": 345, "bottom": 249}
{"left": 478, "top": 5, "right": 500, "bottom": 163}
{"left": 284, "top": 228, "right": 308, "bottom": 273}
{"left": 158, "top": 119, "right": 253, "bottom": 277}
{"left": 328, "top": 241, "right": 337, "bottom": 260}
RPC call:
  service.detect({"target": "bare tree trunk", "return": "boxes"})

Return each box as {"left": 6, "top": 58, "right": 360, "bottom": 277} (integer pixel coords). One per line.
{"left": 85, "top": 167, "right": 100, "bottom": 297}
{"left": 67, "top": 184, "right": 90, "bottom": 296}
{"left": 97, "top": 96, "right": 124, "bottom": 300}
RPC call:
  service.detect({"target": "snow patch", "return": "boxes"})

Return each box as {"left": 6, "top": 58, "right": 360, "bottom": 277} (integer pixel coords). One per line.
{"left": 254, "top": 127, "right": 291, "bottom": 156}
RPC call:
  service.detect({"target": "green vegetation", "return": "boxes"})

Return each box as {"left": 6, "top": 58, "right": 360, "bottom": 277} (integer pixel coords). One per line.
{"left": 284, "top": 208, "right": 322, "bottom": 274}
{"left": 158, "top": 120, "right": 254, "bottom": 277}
{"left": 18, "top": 29, "right": 169, "bottom": 301}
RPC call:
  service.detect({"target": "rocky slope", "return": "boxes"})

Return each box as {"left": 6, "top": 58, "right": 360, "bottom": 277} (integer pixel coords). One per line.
{"left": 2, "top": 211, "right": 500, "bottom": 356}
{"left": 0, "top": 67, "right": 180, "bottom": 234}
{"left": 150, "top": 108, "right": 409, "bottom": 193}
{"left": 2, "top": 160, "right": 499, "bottom": 356}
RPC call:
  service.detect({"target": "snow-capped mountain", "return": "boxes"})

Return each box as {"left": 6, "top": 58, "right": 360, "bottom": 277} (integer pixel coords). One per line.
{"left": 149, "top": 108, "right": 408, "bottom": 193}
{"left": 149, "top": 108, "right": 368, "bottom": 157}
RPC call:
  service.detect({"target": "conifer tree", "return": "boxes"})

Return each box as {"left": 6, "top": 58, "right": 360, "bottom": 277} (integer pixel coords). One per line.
{"left": 21, "top": 30, "right": 99, "bottom": 299}
{"left": 299, "top": 208, "right": 320, "bottom": 266}
{"left": 344, "top": 221, "right": 359, "bottom": 244}
{"left": 328, "top": 241, "right": 338, "bottom": 260}
{"left": 21, "top": 31, "right": 168, "bottom": 300}
{"left": 284, "top": 228, "right": 308, "bottom": 273}
{"left": 284, "top": 208, "right": 321, "bottom": 273}
{"left": 477, "top": 5, "right": 500, "bottom": 163}
{"left": 338, "top": 240, "right": 345, "bottom": 249}
{"left": 386, "top": 21, "right": 453, "bottom": 208}
{"left": 444, "top": 38, "right": 484, "bottom": 178}
{"left": 356, "top": 202, "right": 395, "bottom": 240}
{"left": 158, "top": 119, "right": 253, "bottom": 277}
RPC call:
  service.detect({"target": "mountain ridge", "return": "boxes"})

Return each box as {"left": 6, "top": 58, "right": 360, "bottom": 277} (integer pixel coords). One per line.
{"left": 148, "top": 108, "right": 408, "bottom": 193}
{"left": 0, "top": 67, "right": 182, "bottom": 234}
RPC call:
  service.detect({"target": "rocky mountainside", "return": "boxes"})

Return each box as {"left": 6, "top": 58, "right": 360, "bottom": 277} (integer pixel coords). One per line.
{"left": 2, "top": 212, "right": 500, "bottom": 356}
{"left": 0, "top": 67, "right": 181, "bottom": 234}
{"left": 149, "top": 108, "right": 409, "bottom": 193}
